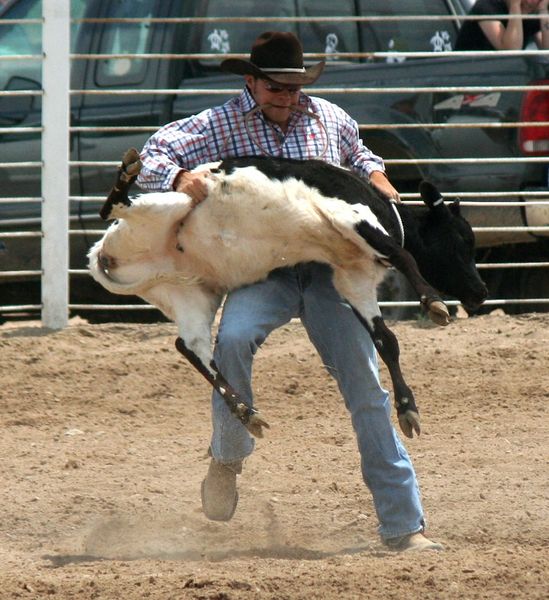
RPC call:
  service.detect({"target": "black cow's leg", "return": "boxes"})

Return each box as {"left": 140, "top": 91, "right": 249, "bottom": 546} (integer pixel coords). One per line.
{"left": 175, "top": 337, "right": 269, "bottom": 438}
{"left": 352, "top": 310, "right": 420, "bottom": 439}
{"left": 99, "top": 148, "right": 143, "bottom": 220}
{"left": 385, "top": 249, "right": 449, "bottom": 326}
{"left": 354, "top": 221, "right": 450, "bottom": 325}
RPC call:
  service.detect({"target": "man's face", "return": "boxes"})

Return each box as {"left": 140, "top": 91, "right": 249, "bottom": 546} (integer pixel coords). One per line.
{"left": 245, "top": 76, "right": 301, "bottom": 126}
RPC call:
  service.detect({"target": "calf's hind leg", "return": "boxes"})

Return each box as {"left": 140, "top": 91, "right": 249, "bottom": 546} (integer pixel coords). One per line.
{"left": 99, "top": 148, "right": 142, "bottom": 220}
{"left": 175, "top": 338, "right": 269, "bottom": 439}
{"left": 161, "top": 284, "right": 270, "bottom": 439}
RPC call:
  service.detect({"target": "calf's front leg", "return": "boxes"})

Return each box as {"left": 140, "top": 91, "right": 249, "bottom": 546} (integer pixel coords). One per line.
{"left": 333, "top": 266, "right": 420, "bottom": 438}
{"left": 352, "top": 310, "right": 420, "bottom": 438}
{"left": 353, "top": 221, "right": 450, "bottom": 326}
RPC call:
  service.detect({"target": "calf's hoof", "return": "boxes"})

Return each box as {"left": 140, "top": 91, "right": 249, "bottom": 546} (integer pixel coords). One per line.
{"left": 234, "top": 402, "right": 269, "bottom": 438}
{"left": 120, "top": 147, "right": 142, "bottom": 182}
{"left": 426, "top": 299, "right": 450, "bottom": 326}
{"left": 398, "top": 410, "right": 421, "bottom": 439}
{"left": 239, "top": 408, "right": 269, "bottom": 438}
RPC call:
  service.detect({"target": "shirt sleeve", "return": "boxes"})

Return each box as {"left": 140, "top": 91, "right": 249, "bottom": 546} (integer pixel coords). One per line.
{"left": 338, "top": 107, "right": 385, "bottom": 179}
{"left": 137, "top": 112, "right": 212, "bottom": 192}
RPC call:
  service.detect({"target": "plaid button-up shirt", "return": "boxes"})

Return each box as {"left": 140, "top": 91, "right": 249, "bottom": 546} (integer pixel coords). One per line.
{"left": 138, "top": 86, "right": 385, "bottom": 192}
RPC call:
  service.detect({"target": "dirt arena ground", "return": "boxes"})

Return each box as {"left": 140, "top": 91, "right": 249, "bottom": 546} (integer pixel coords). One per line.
{"left": 0, "top": 310, "right": 547, "bottom": 599}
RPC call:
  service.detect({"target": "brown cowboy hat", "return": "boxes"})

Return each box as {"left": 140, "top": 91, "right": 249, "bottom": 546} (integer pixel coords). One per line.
{"left": 220, "top": 31, "right": 325, "bottom": 86}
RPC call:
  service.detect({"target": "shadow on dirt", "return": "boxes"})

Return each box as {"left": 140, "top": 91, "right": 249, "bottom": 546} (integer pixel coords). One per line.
{"left": 43, "top": 543, "right": 379, "bottom": 567}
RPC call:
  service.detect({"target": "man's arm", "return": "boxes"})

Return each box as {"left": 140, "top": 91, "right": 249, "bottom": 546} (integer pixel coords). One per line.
{"left": 368, "top": 170, "right": 401, "bottom": 202}
{"left": 137, "top": 115, "right": 210, "bottom": 193}
{"left": 338, "top": 109, "right": 401, "bottom": 201}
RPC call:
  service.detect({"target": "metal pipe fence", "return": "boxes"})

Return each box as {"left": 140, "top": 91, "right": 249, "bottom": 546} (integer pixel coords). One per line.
{"left": 0, "top": 8, "right": 548, "bottom": 324}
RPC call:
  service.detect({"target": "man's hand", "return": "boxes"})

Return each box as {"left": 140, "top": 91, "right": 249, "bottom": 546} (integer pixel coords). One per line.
{"left": 368, "top": 170, "right": 401, "bottom": 202}
{"left": 173, "top": 170, "right": 210, "bottom": 205}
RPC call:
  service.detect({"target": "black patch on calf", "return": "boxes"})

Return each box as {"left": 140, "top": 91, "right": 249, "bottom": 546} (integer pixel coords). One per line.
{"left": 100, "top": 186, "right": 133, "bottom": 221}
{"left": 354, "top": 220, "right": 400, "bottom": 258}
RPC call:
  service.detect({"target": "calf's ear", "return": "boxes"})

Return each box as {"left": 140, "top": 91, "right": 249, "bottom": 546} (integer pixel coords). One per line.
{"left": 419, "top": 181, "right": 463, "bottom": 219}
{"left": 449, "top": 200, "right": 461, "bottom": 216}
{"left": 419, "top": 180, "right": 445, "bottom": 211}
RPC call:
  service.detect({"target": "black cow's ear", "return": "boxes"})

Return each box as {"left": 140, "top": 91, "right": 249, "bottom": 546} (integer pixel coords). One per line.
{"left": 419, "top": 180, "right": 445, "bottom": 211}
{"left": 449, "top": 200, "right": 461, "bottom": 216}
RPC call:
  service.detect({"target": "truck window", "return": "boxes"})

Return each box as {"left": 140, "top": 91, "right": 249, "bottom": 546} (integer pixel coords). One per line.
{"left": 71, "top": 0, "right": 87, "bottom": 33}
{"left": 0, "top": 0, "right": 42, "bottom": 124}
{"left": 358, "top": 0, "right": 457, "bottom": 58}
{"left": 0, "top": 0, "right": 87, "bottom": 123}
{"left": 200, "top": 0, "right": 296, "bottom": 65}
{"left": 298, "top": 0, "right": 360, "bottom": 63}
{"left": 0, "top": 0, "right": 41, "bottom": 58}
{"left": 95, "top": 0, "right": 156, "bottom": 86}
{"left": 0, "top": 0, "right": 86, "bottom": 52}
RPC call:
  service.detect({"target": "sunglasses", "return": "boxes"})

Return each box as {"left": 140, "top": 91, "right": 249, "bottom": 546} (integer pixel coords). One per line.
{"left": 261, "top": 80, "right": 302, "bottom": 94}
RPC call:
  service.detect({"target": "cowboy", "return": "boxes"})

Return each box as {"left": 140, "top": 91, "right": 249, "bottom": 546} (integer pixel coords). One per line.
{"left": 137, "top": 31, "right": 442, "bottom": 552}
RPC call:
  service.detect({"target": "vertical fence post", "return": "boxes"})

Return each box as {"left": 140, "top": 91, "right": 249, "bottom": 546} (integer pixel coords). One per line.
{"left": 41, "top": 0, "right": 70, "bottom": 329}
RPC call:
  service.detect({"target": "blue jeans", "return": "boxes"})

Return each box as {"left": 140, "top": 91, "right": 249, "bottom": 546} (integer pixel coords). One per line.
{"left": 209, "top": 263, "right": 425, "bottom": 540}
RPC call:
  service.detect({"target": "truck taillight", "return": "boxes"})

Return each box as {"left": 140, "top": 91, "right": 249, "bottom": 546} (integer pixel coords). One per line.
{"left": 519, "top": 80, "right": 549, "bottom": 155}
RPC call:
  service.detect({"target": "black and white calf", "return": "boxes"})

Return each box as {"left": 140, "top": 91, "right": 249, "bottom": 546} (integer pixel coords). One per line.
{"left": 88, "top": 150, "right": 487, "bottom": 439}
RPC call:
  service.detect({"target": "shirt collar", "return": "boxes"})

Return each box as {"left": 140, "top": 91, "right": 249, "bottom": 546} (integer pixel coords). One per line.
{"left": 239, "top": 86, "right": 257, "bottom": 113}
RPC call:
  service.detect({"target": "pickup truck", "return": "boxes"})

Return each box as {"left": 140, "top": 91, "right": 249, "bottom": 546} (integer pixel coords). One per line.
{"left": 1, "top": 0, "right": 548, "bottom": 316}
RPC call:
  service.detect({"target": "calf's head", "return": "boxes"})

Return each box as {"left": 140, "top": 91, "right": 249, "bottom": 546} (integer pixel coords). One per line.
{"left": 416, "top": 181, "right": 488, "bottom": 311}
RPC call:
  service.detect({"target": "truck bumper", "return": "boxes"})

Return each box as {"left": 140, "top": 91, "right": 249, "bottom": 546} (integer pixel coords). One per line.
{"left": 523, "top": 187, "right": 549, "bottom": 239}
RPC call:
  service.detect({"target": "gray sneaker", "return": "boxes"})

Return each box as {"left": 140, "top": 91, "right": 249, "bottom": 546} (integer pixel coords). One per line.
{"left": 384, "top": 532, "right": 444, "bottom": 552}
{"left": 201, "top": 458, "right": 241, "bottom": 521}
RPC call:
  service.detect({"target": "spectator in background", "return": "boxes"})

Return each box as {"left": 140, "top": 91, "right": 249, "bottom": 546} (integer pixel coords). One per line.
{"left": 455, "top": 0, "right": 549, "bottom": 50}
